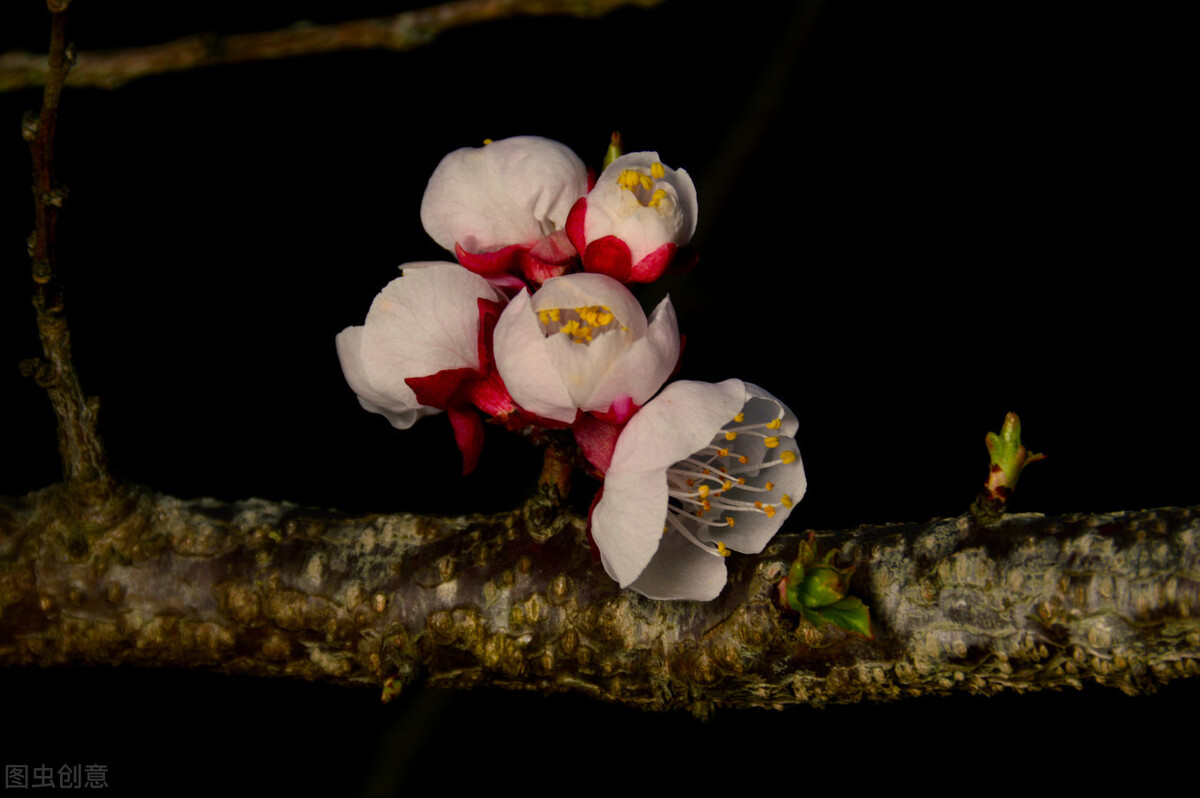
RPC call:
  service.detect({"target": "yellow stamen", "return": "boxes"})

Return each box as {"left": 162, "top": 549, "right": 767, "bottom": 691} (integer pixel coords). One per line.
{"left": 754, "top": 502, "right": 763, "bottom": 509}
{"left": 651, "top": 161, "right": 665, "bottom": 180}
{"left": 618, "top": 169, "right": 641, "bottom": 190}
{"left": 698, "top": 484, "right": 710, "bottom": 498}
{"left": 767, "top": 418, "right": 782, "bottom": 430}
{"left": 738, "top": 455, "right": 749, "bottom": 464}
{"left": 724, "top": 431, "right": 738, "bottom": 441}
{"left": 723, "top": 480, "right": 734, "bottom": 491}
{"left": 765, "top": 481, "right": 775, "bottom": 491}
{"left": 781, "top": 451, "right": 797, "bottom": 464}
{"left": 717, "top": 448, "right": 730, "bottom": 458}
{"left": 764, "top": 436, "right": 780, "bottom": 448}
{"left": 639, "top": 174, "right": 654, "bottom": 191}
{"left": 781, "top": 494, "right": 793, "bottom": 508}
{"left": 716, "top": 541, "right": 732, "bottom": 557}
{"left": 733, "top": 412, "right": 744, "bottom": 423}
{"left": 726, "top": 517, "right": 735, "bottom": 527}
{"left": 482, "top": 138, "right": 493, "bottom": 145}
{"left": 763, "top": 504, "right": 776, "bottom": 518}
{"left": 647, "top": 188, "right": 668, "bottom": 207}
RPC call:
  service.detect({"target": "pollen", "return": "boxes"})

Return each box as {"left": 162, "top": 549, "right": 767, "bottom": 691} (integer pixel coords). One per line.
{"left": 767, "top": 418, "right": 782, "bottom": 430}
{"left": 763, "top": 504, "right": 776, "bottom": 518}
{"left": 716, "top": 541, "right": 732, "bottom": 557}
{"left": 717, "top": 448, "right": 730, "bottom": 458}
{"left": 781, "top": 494, "right": 793, "bottom": 508}
{"left": 618, "top": 169, "right": 642, "bottom": 190}
{"left": 726, "top": 517, "right": 735, "bottom": 527}
{"left": 537, "top": 308, "right": 561, "bottom": 324}
{"left": 781, "top": 451, "right": 797, "bottom": 464}
{"left": 697, "top": 484, "right": 710, "bottom": 498}
{"left": 764, "top": 436, "right": 780, "bottom": 448}
{"left": 648, "top": 189, "right": 668, "bottom": 207}
{"left": 724, "top": 431, "right": 738, "bottom": 441}
{"left": 651, "top": 161, "right": 666, "bottom": 180}
{"left": 733, "top": 412, "right": 745, "bottom": 423}
{"left": 738, "top": 455, "right": 749, "bottom": 464}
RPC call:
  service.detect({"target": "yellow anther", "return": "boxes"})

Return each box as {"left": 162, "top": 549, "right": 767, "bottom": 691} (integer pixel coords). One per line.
{"left": 767, "top": 418, "right": 782, "bottom": 430}
{"left": 733, "top": 412, "right": 745, "bottom": 423}
{"left": 686, "top": 479, "right": 695, "bottom": 487}
{"left": 726, "top": 517, "right": 736, "bottom": 527}
{"left": 781, "top": 451, "right": 797, "bottom": 464}
{"left": 594, "top": 311, "right": 614, "bottom": 326}
{"left": 738, "top": 455, "right": 749, "bottom": 464}
{"left": 736, "top": 478, "right": 745, "bottom": 485}
{"left": 754, "top": 502, "right": 763, "bottom": 509}
{"left": 716, "top": 541, "right": 732, "bottom": 557}
{"left": 663, "top": 524, "right": 669, "bottom": 535}
{"left": 723, "top": 480, "right": 733, "bottom": 491}
{"left": 651, "top": 161, "right": 665, "bottom": 180}
{"left": 724, "top": 431, "right": 738, "bottom": 441}
{"left": 618, "top": 169, "right": 641, "bottom": 190}
{"left": 701, "top": 499, "right": 712, "bottom": 512}
{"left": 647, "top": 188, "right": 668, "bottom": 207}
{"left": 698, "top": 484, "right": 710, "bottom": 498}
{"left": 764, "top": 436, "right": 780, "bottom": 448}
{"left": 482, "top": 138, "right": 494, "bottom": 145}
{"left": 717, "top": 448, "right": 730, "bottom": 458}
{"left": 781, "top": 494, "right": 793, "bottom": 508}
{"left": 765, "top": 481, "right": 775, "bottom": 491}
{"left": 763, "top": 504, "right": 776, "bottom": 518}
{"left": 639, "top": 174, "right": 654, "bottom": 191}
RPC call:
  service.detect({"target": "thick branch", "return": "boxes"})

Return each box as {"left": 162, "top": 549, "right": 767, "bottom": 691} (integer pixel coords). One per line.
{"left": 0, "top": 0, "right": 666, "bottom": 91}
{"left": 2, "top": 486, "right": 1196, "bottom": 713}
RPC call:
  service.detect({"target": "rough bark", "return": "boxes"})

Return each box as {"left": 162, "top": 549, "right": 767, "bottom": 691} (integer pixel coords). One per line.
{"left": 2, "top": 485, "right": 1196, "bottom": 715}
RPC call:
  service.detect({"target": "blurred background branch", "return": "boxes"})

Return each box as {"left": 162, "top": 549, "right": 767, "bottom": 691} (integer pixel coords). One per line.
{"left": 0, "top": 0, "right": 666, "bottom": 91}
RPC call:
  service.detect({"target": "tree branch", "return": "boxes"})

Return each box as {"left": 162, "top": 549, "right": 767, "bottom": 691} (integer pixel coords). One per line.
{"left": 20, "top": 7, "right": 117, "bottom": 513}
{"left": 0, "top": 0, "right": 667, "bottom": 92}
{"left": 2, "top": 485, "right": 1196, "bottom": 714}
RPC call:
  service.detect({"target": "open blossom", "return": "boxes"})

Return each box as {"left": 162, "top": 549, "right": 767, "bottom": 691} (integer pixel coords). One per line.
{"left": 568, "top": 151, "right": 698, "bottom": 284}
{"left": 336, "top": 262, "right": 511, "bottom": 473}
{"left": 420, "top": 136, "right": 588, "bottom": 284}
{"left": 590, "top": 379, "right": 806, "bottom": 601}
{"left": 492, "top": 273, "right": 680, "bottom": 425}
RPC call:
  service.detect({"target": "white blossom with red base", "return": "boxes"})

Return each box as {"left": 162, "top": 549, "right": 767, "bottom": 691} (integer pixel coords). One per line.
{"left": 567, "top": 151, "right": 698, "bottom": 284}
{"left": 420, "top": 136, "right": 589, "bottom": 286}
{"left": 492, "top": 273, "right": 680, "bottom": 426}
{"left": 590, "top": 380, "right": 806, "bottom": 601}
{"left": 336, "top": 262, "right": 517, "bottom": 474}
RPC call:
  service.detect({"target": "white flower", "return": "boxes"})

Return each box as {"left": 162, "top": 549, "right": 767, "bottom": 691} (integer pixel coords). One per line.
{"left": 336, "top": 262, "right": 503, "bottom": 429}
{"left": 590, "top": 379, "right": 806, "bottom": 601}
{"left": 420, "top": 136, "right": 588, "bottom": 257}
{"left": 579, "top": 151, "right": 698, "bottom": 282}
{"left": 492, "top": 273, "right": 680, "bottom": 424}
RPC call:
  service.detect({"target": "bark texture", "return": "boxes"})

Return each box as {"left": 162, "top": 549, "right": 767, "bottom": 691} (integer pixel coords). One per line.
{"left": 2, "top": 485, "right": 1196, "bottom": 714}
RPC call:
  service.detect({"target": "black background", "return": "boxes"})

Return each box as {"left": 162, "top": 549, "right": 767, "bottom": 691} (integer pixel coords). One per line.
{"left": 1, "top": 1, "right": 1194, "bottom": 795}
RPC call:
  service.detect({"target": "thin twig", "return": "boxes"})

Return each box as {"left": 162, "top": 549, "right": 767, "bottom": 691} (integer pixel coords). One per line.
{"left": 20, "top": 7, "right": 116, "bottom": 507}
{"left": 0, "top": 0, "right": 667, "bottom": 91}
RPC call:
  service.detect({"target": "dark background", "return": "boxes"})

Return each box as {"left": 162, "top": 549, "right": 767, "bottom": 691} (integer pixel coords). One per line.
{"left": 1, "top": 1, "right": 1194, "bottom": 795}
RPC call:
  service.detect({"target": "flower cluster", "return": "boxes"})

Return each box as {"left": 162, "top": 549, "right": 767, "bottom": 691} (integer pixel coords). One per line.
{"left": 338, "top": 135, "right": 805, "bottom": 601}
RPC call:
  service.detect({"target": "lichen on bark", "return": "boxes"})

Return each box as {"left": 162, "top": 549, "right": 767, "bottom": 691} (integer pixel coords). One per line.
{"left": 2, "top": 485, "right": 1196, "bottom": 714}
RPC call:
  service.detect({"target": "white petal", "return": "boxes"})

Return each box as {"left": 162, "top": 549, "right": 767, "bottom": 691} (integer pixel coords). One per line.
{"left": 608, "top": 379, "right": 745, "bottom": 474}
{"left": 593, "top": 469, "right": 670, "bottom": 588}
{"left": 627, "top": 530, "right": 729, "bottom": 601}
{"left": 421, "top": 136, "right": 588, "bottom": 254}
{"left": 338, "top": 262, "right": 500, "bottom": 426}
{"left": 492, "top": 289, "right": 577, "bottom": 423}
{"left": 584, "top": 296, "right": 680, "bottom": 412}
